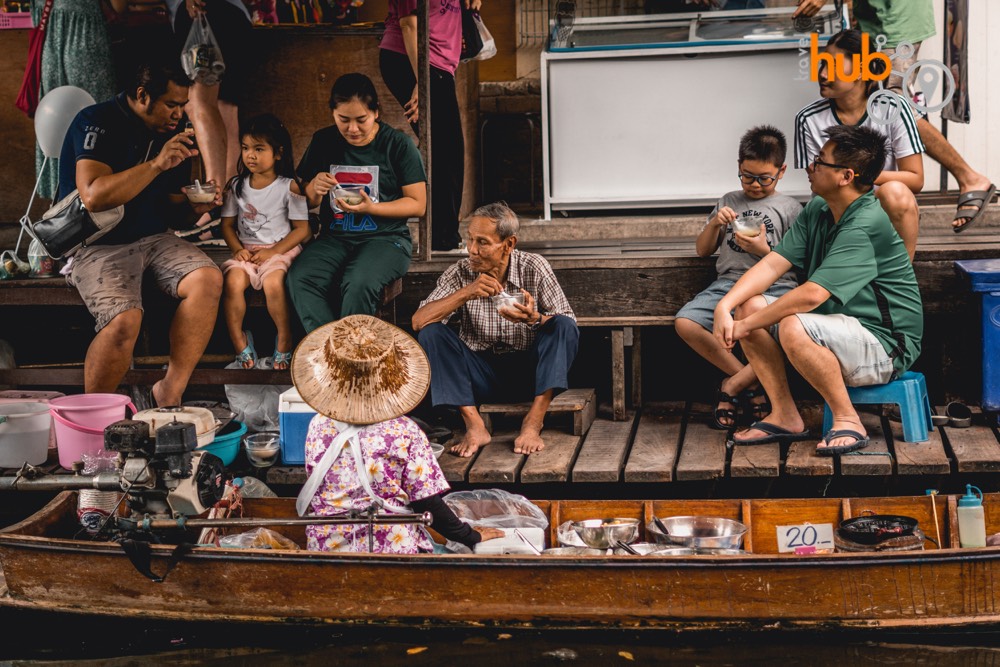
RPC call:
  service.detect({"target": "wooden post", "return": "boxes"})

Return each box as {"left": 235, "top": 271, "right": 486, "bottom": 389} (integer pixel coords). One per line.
{"left": 418, "top": 0, "right": 433, "bottom": 262}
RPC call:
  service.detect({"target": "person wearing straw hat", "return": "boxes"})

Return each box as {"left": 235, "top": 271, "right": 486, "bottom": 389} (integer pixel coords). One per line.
{"left": 411, "top": 202, "right": 579, "bottom": 458}
{"left": 292, "top": 314, "right": 502, "bottom": 553}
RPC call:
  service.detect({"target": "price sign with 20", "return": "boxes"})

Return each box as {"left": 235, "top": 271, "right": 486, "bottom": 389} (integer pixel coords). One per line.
{"left": 776, "top": 523, "right": 834, "bottom": 554}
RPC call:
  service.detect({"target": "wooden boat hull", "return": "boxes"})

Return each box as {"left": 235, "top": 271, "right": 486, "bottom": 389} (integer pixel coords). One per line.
{"left": 3, "top": 492, "right": 1000, "bottom": 631}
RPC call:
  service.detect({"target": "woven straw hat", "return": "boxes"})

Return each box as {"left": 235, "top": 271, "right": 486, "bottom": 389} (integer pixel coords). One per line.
{"left": 291, "top": 315, "right": 430, "bottom": 425}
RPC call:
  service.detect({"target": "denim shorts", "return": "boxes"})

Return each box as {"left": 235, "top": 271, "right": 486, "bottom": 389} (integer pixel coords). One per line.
{"left": 792, "top": 312, "right": 896, "bottom": 387}
{"left": 676, "top": 277, "right": 795, "bottom": 332}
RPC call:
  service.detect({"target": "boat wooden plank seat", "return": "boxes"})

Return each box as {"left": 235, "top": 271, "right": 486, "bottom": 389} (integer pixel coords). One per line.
{"left": 479, "top": 388, "right": 596, "bottom": 437}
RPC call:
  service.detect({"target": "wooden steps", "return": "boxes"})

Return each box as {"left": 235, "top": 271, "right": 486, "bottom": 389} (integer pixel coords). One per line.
{"left": 479, "top": 388, "right": 596, "bottom": 437}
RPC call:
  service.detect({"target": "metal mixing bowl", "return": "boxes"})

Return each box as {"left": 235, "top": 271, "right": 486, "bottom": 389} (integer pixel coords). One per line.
{"left": 542, "top": 547, "right": 606, "bottom": 556}
{"left": 611, "top": 543, "right": 698, "bottom": 556}
{"left": 646, "top": 516, "right": 748, "bottom": 550}
{"left": 572, "top": 518, "right": 640, "bottom": 549}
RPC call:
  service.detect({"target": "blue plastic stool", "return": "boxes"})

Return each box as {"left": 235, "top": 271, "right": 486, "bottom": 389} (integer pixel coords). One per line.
{"left": 822, "top": 371, "right": 934, "bottom": 443}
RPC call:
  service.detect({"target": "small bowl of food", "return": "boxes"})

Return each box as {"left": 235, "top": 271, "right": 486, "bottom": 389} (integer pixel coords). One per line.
{"left": 333, "top": 184, "right": 367, "bottom": 206}
{"left": 430, "top": 443, "right": 444, "bottom": 459}
{"left": 244, "top": 432, "right": 281, "bottom": 468}
{"left": 491, "top": 291, "right": 526, "bottom": 312}
{"left": 183, "top": 183, "right": 216, "bottom": 204}
{"left": 732, "top": 216, "right": 762, "bottom": 237}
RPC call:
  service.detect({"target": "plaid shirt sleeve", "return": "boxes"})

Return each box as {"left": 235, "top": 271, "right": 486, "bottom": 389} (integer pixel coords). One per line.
{"left": 419, "top": 262, "right": 468, "bottom": 326}
{"left": 531, "top": 255, "right": 575, "bottom": 322}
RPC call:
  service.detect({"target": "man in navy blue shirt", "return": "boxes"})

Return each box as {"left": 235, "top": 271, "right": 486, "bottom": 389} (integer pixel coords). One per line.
{"left": 60, "top": 62, "right": 223, "bottom": 407}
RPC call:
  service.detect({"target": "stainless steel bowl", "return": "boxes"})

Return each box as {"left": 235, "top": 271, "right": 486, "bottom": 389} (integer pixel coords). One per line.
{"left": 611, "top": 543, "right": 698, "bottom": 556}
{"left": 542, "top": 547, "right": 606, "bottom": 556}
{"left": 572, "top": 518, "right": 640, "bottom": 549}
{"left": 646, "top": 516, "right": 748, "bottom": 550}
{"left": 696, "top": 548, "right": 747, "bottom": 556}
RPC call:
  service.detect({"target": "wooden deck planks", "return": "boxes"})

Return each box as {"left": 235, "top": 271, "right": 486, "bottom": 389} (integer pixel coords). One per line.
{"left": 623, "top": 412, "right": 681, "bottom": 483}
{"left": 520, "top": 431, "right": 583, "bottom": 483}
{"left": 675, "top": 408, "right": 728, "bottom": 481}
{"left": 891, "top": 418, "right": 952, "bottom": 476}
{"left": 940, "top": 412, "right": 1000, "bottom": 473}
{"left": 783, "top": 404, "right": 832, "bottom": 476}
{"left": 468, "top": 432, "right": 525, "bottom": 483}
{"left": 437, "top": 434, "right": 480, "bottom": 483}
{"left": 571, "top": 413, "right": 637, "bottom": 482}
{"left": 839, "top": 413, "right": 893, "bottom": 476}
{"left": 729, "top": 442, "right": 780, "bottom": 478}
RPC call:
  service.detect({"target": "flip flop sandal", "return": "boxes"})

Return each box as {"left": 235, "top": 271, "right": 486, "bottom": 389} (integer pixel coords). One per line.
{"left": 952, "top": 184, "right": 996, "bottom": 233}
{"left": 236, "top": 330, "right": 257, "bottom": 369}
{"left": 272, "top": 340, "right": 292, "bottom": 371}
{"left": 711, "top": 388, "right": 739, "bottom": 430}
{"left": 730, "top": 420, "right": 811, "bottom": 446}
{"left": 739, "top": 387, "right": 771, "bottom": 424}
{"left": 816, "top": 428, "right": 870, "bottom": 456}
{"left": 945, "top": 401, "right": 973, "bottom": 428}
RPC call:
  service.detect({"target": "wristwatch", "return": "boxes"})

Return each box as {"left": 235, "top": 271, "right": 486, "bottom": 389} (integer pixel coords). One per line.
{"left": 528, "top": 311, "right": 544, "bottom": 330}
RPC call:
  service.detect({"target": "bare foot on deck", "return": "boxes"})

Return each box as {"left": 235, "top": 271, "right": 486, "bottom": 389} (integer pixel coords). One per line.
{"left": 450, "top": 425, "right": 491, "bottom": 458}
{"left": 514, "top": 426, "right": 545, "bottom": 455}
{"left": 152, "top": 380, "right": 181, "bottom": 408}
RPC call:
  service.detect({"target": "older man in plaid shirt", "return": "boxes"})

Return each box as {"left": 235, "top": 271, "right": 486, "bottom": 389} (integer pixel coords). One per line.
{"left": 412, "top": 202, "right": 579, "bottom": 457}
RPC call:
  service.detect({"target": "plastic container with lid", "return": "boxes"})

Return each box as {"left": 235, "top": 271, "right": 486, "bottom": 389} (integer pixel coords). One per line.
{"left": 958, "top": 484, "right": 987, "bottom": 548}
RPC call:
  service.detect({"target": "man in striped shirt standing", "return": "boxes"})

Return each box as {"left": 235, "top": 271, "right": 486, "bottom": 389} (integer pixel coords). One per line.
{"left": 412, "top": 202, "right": 579, "bottom": 457}
{"left": 795, "top": 30, "right": 925, "bottom": 259}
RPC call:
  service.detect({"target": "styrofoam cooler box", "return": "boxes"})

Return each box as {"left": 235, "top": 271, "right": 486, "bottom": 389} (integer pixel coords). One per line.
{"left": 279, "top": 387, "right": 316, "bottom": 465}
{"left": 0, "top": 390, "right": 64, "bottom": 451}
{"left": 473, "top": 527, "right": 546, "bottom": 554}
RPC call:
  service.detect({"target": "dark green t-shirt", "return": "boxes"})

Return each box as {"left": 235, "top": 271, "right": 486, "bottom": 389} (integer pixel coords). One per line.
{"left": 772, "top": 192, "right": 923, "bottom": 374}
{"left": 296, "top": 122, "right": 426, "bottom": 239}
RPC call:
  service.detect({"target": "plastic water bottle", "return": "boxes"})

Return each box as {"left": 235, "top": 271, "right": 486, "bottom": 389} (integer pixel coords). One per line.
{"left": 958, "top": 484, "right": 987, "bottom": 548}
{"left": 234, "top": 476, "right": 277, "bottom": 498}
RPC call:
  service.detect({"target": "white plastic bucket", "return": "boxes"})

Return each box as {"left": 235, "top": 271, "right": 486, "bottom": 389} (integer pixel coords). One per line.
{"left": 0, "top": 402, "right": 52, "bottom": 467}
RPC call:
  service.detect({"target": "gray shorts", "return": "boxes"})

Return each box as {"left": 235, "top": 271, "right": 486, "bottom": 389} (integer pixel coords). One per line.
{"left": 676, "top": 277, "right": 795, "bottom": 332}
{"left": 67, "top": 233, "right": 219, "bottom": 332}
{"left": 791, "top": 312, "right": 896, "bottom": 387}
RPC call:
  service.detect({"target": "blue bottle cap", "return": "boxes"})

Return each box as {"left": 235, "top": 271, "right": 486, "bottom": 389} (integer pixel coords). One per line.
{"left": 959, "top": 484, "right": 983, "bottom": 508}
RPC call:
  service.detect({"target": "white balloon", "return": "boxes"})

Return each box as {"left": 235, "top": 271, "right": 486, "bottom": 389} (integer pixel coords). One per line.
{"left": 35, "top": 86, "right": 96, "bottom": 159}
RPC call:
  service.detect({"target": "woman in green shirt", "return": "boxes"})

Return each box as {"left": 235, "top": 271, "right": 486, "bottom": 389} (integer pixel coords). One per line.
{"left": 289, "top": 73, "right": 427, "bottom": 332}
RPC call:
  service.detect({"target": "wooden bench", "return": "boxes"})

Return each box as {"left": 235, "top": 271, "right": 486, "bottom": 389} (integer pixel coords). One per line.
{"left": 576, "top": 316, "right": 676, "bottom": 421}
{"left": 479, "top": 387, "right": 596, "bottom": 437}
{"left": 0, "top": 269, "right": 403, "bottom": 388}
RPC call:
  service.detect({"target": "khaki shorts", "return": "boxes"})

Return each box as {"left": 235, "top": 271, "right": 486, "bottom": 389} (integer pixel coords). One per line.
{"left": 67, "top": 233, "right": 219, "bottom": 332}
{"left": 791, "top": 312, "right": 896, "bottom": 387}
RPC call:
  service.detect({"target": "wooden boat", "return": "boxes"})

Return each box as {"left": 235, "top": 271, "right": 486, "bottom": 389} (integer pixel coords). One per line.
{"left": 2, "top": 490, "right": 1000, "bottom": 632}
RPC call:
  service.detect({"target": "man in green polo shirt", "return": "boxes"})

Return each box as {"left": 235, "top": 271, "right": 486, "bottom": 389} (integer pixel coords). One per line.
{"left": 713, "top": 125, "right": 923, "bottom": 455}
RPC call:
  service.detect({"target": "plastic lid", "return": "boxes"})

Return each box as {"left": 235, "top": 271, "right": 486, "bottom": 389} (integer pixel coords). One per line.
{"left": 959, "top": 484, "right": 983, "bottom": 508}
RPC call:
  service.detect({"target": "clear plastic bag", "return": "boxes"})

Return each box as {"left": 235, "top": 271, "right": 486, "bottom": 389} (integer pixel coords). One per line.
{"left": 443, "top": 489, "right": 548, "bottom": 529}
{"left": 235, "top": 476, "right": 277, "bottom": 498}
{"left": 223, "top": 360, "right": 289, "bottom": 432}
{"left": 471, "top": 13, "right": 496, "bottom": 62}
{"left": 218, "top": 527, "right": 300, "bottom": 550}
{"left": 557, "top": 520, "right": 587, "bottom": 547}
{"left": 180, "top": 14, "right": 225, "bottom": 86}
